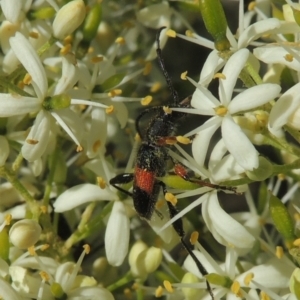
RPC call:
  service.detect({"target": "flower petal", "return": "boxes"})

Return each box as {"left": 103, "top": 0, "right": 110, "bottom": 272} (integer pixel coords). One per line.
{"left": 192, "top": 119, "right": 220, "bottom": 167}
{"left": 0, "top": 94, "right": 40, "bottom": 117}
{"left": 254, "top": 45, "right": 300, "bottom": 71}
{"left": 228, "top": 83, "right": 281, "bottom": 114}
{"left": 53, "top": 183, "right": 116, "bottom": 212}
{"left": 105, "top": 201, "right": 130, "bottom": 266}
{"left": 238, "top": 18, "right": 281, "bottom": 49}
{"left": 10, "top": 32, "right": 47, "bottom": 100}
{"left": 199, "top": 50, "right": 225, "bottom": 87}
{"left": 222, "top": 116, "right": 258, "bottom": 171}
{"left": 269, "top": 82, "right": 300, "bottom": 130}
{"left": 219, "top": 49, "right": 249, "bottom": 106}
{"left": 202, "top": 192, "right": 255, "bottom": 253}
{"left": 21, "top": 110, "right": 51, "bottom": 162}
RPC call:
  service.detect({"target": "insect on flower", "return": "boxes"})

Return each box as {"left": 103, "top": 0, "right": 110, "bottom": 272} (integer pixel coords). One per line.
{"left": 110, "top": 27, "right": 237, "bottom": 299}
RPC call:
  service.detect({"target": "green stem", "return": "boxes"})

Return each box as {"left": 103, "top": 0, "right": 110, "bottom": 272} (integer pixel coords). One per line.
{"left": 0, "top": 166, "right": 40, "bottom": 220}
{"left": 64, "top": 200, "right": 114, "bottom": 248}
{"left": 43, "top": 150, "right": 59, "bottom": 207}
{"left": 106, "top": 271, "right": 134, "bottom": 292}
{"left": 244, "top": 61, "right": 263, "bottom": 85}
{"left": 12, "top": 152, "right": 24, "bottom": 172}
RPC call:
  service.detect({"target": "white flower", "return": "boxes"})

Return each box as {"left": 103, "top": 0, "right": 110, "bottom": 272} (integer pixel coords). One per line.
{"left": 183, "top": 49, "right": 281, "bottom": 171}
{"left": 0, "top": 32, "right": 109, "bottom": 163}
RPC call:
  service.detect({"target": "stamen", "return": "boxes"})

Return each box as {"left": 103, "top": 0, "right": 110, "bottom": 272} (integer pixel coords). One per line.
{"left": 165, "top": 193, "right": 177, "bottom": 206}
{"left": 284, "top": 54, "right": 294, "bottom": 62}
{"left": 115, "top": 37, "right": 125, "bottom": 45}
{"left": 23, "top": 73, "right": 32, "bottom": 85}
{"left": 181, "top": 71, "right": 188, "bottom": 80}
{"left": 26, "top": 139, "right": 39, "bottom": 145}
{"left": 143, "top": 62, "right": 152, "bottom": 75}
{"left": 166, "top": 29, "right": 176, "bottom": 38}
{"left": 248, "top": 1, "right": 256, "bottom": 11}
{"left": 214, "top": 106, "right": 228, "bottom": 116}
{"left": 93, "top": 139, "right": 101, "bottom": 153}
{"left": 91, "top": 56, "right": 104, "bottom": 63}
{"left": 29, "top": 31, "right": 39, "bottom": 39}
{"left": 190, "top": 231, "right": 199, "bottom": 245}
{"left": 293, "top": 238, "right": 300, "bottom": 246}
{"left": 141, "top": 96, "right": 152, "bottom": 106}
{"left": 155, "top": 285, "right": 164, "bottom": 297}
{"left": 176, "top": 136, "right": 191, "bottom": 144}
{"left": 163, "top": 106, "right": 172, "bottom": 114}
{"left": 230, "top": 281, "right": 242, "bottom": 297}
{"left": 76, "top": 145, "right": 83, "bottom": 152}
{"left": 97, "top": 176, "right": 106, "bottom": 189}
{"left": 150, "top": 82, "right": 162, "bottom": 93}
{"left": 60, "top": 44, "right": 72, "bottom": 55}
{"left": 244, "top": 272, "right": 254, "bottom": 286}
{"left": 275, "top": 246, "right": 283, "bottom": 258}
{"left": 108, "top": 89, "right": 122, "bottom": 97}
{"left": 163, "top": 280, "right": 174, "bottom": 293}
{"left": 64, "top": 35, "right": 73, "bottom": 44}
{"left": 106, "top": 105, "right": 114, "bottom": 114}
{"left": 214, "top": 72, "right": 226, "bottom": 80}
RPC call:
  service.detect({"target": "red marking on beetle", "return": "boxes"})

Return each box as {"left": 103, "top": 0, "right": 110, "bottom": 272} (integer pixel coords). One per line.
{"left": 134, "top": 167, "right": 155, "bottom": 194}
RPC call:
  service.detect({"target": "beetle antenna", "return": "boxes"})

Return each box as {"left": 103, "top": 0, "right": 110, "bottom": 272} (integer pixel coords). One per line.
{"left": 156, "top": 27, "right": 180, "bottom": 106}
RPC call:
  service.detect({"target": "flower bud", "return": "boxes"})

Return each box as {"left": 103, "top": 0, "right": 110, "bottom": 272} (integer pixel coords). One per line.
{"left": 128, "top": 240, "right": 148, "bottom": 277}
{"left": 181, "top": 272, "right": 203, "bottom": 300}
{"left": 9, "top": 219, "right": 41, "bottom": 249}
{"left": 82, "top": 4, "right": 102, "bottom": 42}
{"left": 52, "top": 0, "right": 86, "bottom": 39}
{"left": 144, "top": 246, "right": 162, "bottom": 274}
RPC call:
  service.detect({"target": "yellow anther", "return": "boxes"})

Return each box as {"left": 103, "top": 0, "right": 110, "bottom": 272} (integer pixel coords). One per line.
{"left": 214, "top": 106, "right": 228, "bottom": 116}
{"left": 155, "top": 285, "right": 164, "bottom": 297}
{"left": 131, "top": 282, "right": 139, "bottom": 290}
{"left": 83, "top": 244, "right": 90, "bottom": 254}
{"left": 26, "top": 139, "right": 39, "bottom": 145}
{"left": 143, "top": 62, "right": 152, "bottom": 75}
{"left": 93, "top": 140, "right": 101, "bottom": 153}
{"left": 230, "top": 281, "right": 242, "bottom": 297}
{"left": 285, "top": 54, "right": 294, "bottom": 62}
{"left": 260, "top": 291, "right": 270, "bottom": 300}
{"left": 150, "top": 82, "right": 162, "bottom": 93}
{"left": 276, "top": 246, "right": 284, "bottom": 259}
{"left": 135, "top": 133, "right": 141, "bottom": 142}
{"left": 105, "top": 105, "right": 114, "bottom": 114}
{"left": 185, "top": 30, "right": 194, "bottom": 37}
{"left": 87, "top": 46, "right": 94, "bottom": 54}
{"left": 4, "top": 214, "right": 12, "bottom": 226}
{"left": 64, "top": 35, "right": 73, "bottom": 44}
{"left": 39, "top": 271, "right": 50, "bottom": 281}
{"left": 277, "top": 173, "right": 286, "bottom": 181}
{"left": 214, "top": 72, "right": 226, "bottom": 80}
{"left": 166, "top": 29, "right": 176, "bottom": 38}
{"left": 28, "top": 246, "right": 36, "bottom": 255}
{"left": 29, "top": 31, "right": 39, "bottom": 39}
{"left": 23, "top": 73, "right": 32, "bottom": 85}
{"left": 165, "top": 137, "right": 177, "bottom": 145}
{"left": 76, "top": 145, "right": 83, "bottom": 152}
{"left": 190, "top": 231, "right": 199, "bottom": 245}
{"left": 163, "top": 280, "right": 174, "bottom": 293}
{"left": 293, "top": 238, "right": 300, "bottom": 247}
{"left": 165, "top": 193, "right": 177, "bottom": 206}
{"left": 141, "top": 96, "right": 152, "bottom": 106}
{"left": 60, "top": 44, "right": 72, "bottom": 55}
{"left": 108, "top": 89, "right": 122, "bottom": 97}
{"left": 91, "top": 56, "right": 103, "bottom": 63}
{"left": 176, "top": 136, "right": 191, "bottom": 144}
{"left": 41, "top": 244, "right": 49, "bottom": 251}
{"left": 248, "top": 1, "right": 256, "bottom": 11}
{"left": 163, "top": 106, "right": 172, "bottom": 114}
{"left": 244, "top": 272, "right": 254, "bottom": 286}
{"left": 115, "top": 36, "right": 125, "bottom": 45}
{"left": 181, "top": 71, "right": 188, "bottom": 80}
{"left": 97, "top": 177, "right": 106, "bottom": 189}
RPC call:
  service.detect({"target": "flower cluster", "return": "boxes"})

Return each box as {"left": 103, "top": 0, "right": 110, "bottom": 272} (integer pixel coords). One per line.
{"left": 1, "top": 0, "right": 300, "bottom": 299}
